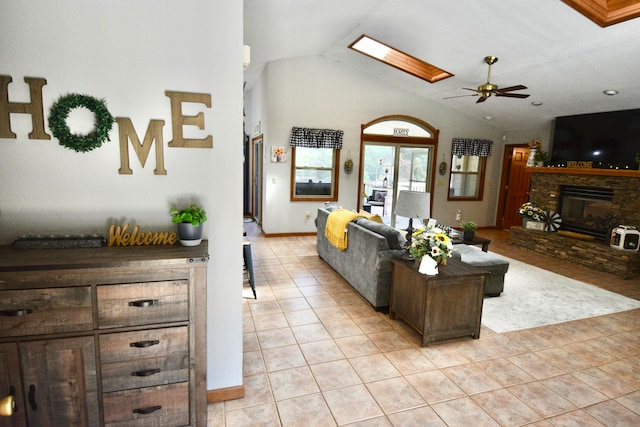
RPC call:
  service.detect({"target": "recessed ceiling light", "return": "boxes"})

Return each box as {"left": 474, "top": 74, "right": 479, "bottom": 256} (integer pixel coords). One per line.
{"left": 348, "top": 34, "right": 453, "bottom": 83}
{"left": 602, "top": 89, "right": 619, "bottom": 96}
{"left": 485, "top": 116, "right": 492, "bottom": 120}
{"left": 531, "top": 101, "right": 543, "bottom": 106}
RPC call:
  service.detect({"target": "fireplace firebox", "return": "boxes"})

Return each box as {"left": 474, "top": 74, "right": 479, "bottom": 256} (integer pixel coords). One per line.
{"left": 558, "top": 185, "right": 615, "bottom": 241}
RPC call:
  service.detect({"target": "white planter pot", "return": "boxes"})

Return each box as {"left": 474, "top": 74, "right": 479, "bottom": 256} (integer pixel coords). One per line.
{"left": 418, "top": 256, "right": 439, "bottom": 275}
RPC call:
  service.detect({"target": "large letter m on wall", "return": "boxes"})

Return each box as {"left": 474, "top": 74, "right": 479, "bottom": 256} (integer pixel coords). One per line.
{"left": 117, "top": 118, "right": 167, "bottom": 175}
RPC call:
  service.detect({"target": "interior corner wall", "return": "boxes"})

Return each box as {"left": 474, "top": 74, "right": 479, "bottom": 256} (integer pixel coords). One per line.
{"left": 252, "top": 56, "right": 506, "bottom": 232}
{"left": 0, "top": 0, "right": 244, "bottom": 392}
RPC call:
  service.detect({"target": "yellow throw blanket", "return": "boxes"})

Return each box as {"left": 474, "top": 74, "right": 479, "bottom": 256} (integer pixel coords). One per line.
{"left": 325, "top": 209, "right": 383, "bottom": 250}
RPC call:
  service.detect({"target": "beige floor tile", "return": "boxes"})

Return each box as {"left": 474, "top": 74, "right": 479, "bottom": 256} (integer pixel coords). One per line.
{"left": 262, "top": 344, "right": 307, "bottom": 372}
{"left": 507, "top": 381, "right": 577, "bottom": 418}
{"left": 249, "top": 300, "right": 283, "bottom": 316}
{"left": 272, "top": 287, "right": 305, "bottom": 300}
{"left": 269, "top": 366, "right": 320, "bottom": 401}
{"left": 284, "top": 308, "right": 320, "bottom": 326}
{"left": 431, "top": 396, "right": 499, "bottom": 426}
{"left": 243, "top": 350, "right": 266, "bottom": 377}
{"left": 542, "top": 374, "right": 608, "bottom": 408}
{"left": 323, "top": 384, "right": 384, "bottom": 425}
{"left": 472, "top": 388, "right": 542, "bottom": 426}
{"left": 313, "top": 305, "right": 350, "bottom": 322}
{"left": 367, "top": 330, "right": 413, "bottom": 352}
{"left": 252, "top": 312, "right": 289, "bottom": 331}
{"left": 442, "top": 363, "right": 502, "bottom": 395}
{"left": 584, "top": 400, "right": 640, "bottom": 426}
{"left": 323, "top": 318, "right": 364, "bottom": 338}
{"left": 405, "top": 370, "right": 465, "bottom": 404}
{"left": 572, "top": 366, "right": 637, "bottom": 399}
{"left": 473, "top": 357, "right": 535, "bottom": 387}
{"left": 353, "top": 315, "right": 395, "bottom": 334}
{"left": 507, "top": 352, "right": 567, "bottom": 380}
{"left": 365, "top": 377, "right": 426, "bottom": 414}
{"left": 224, "top": 373, "right": 274, "bottom": 411}
{"left": 386, "top": 406, "right": 447, "bottom": 426}
{"left": 279, "top": 297, "right": 312, "bottom": 312}
{"left": 276, "top": 393, "right": 337, "bottom": 427}
{"left": 545, "top": 409, "right": 605, "bottom": 426}
{"left": 349, "top": 353, "right": 401, "bottom": 383}
{"left": 310, "top": 359, "right": 362, "bottom": 391}
{"left": 256, "top": 327, "right": 297, "bottom": 349}
{"left": 335, "top": 335, "right": 380, "bottom": 358}
{"left": 225, "top": 402, "right": 280, "bottom": 427}
{"left": 384, "top": 348, "right": 437, "bottom": 375}
{"left": 291, "top": 323, "right": 332, "bottom": 344}
{"left": 299, "top": 339, "right": 345, "bottom": 365}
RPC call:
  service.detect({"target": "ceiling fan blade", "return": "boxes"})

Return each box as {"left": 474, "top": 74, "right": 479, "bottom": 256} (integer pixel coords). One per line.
{"left": 495, "top": 92, "right": 530, "bottom": 99}
{"left": 476, "top": 96, "right": 488, "bottom": 103}
{"left": 443, "top": 94, "right": 479, "bottom": 99}
{"left": 496, "top": 85, "right": 527, "bottom": 93}
{"left": 462, "top": 87, "right": 479, "bottom": 92}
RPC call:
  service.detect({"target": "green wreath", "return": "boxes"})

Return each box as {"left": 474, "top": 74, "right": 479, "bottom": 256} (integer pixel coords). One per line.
{"left": 48, "top": 93, "right": 115, "bottom": 153}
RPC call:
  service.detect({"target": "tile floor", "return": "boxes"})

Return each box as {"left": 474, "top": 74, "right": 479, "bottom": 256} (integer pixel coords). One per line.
{"left": 208, "top": 227, "right": 640, "bottom": 426}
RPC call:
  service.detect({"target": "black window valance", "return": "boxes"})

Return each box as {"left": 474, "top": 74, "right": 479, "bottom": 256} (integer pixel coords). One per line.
{"left": 289, "top": 127, "right": 344, "bottom": 149}
{"left": 452, "top": 138, "right": 493, "bottom": 157}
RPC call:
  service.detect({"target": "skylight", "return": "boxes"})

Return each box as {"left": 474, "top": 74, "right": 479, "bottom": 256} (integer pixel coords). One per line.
{"left": 349, "top": 34, "right": 453, "bottom": 84}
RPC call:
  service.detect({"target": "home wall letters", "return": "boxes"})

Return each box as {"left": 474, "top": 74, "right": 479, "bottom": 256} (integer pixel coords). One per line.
{"left": 0, "top": 75, "right": 213, "bottom": 175}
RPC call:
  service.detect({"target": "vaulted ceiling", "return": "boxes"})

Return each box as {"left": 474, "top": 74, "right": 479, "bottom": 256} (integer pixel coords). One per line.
{"left": 244, "top": 0, "right": 640, "bottom": 131}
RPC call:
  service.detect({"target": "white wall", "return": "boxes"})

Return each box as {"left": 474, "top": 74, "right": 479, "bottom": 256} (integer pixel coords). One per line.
{"left": 1, "top": 0, "right": 243, "bottom": 391}
{"left": 246, "top": 56, "right": 508, "bottom": 232}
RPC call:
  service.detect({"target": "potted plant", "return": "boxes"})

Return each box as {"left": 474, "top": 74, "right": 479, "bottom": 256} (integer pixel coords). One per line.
{"left": 344, "top": 157, "right": 353, "bottom": 174}
{"left": 533, "top": 150, "right": 549, "bottom": 166}
{"left": 461, "top": 220, "right": 477, "bottom": 241}
{"left": 170, "top": 203, "right": 207, "bottom": 246}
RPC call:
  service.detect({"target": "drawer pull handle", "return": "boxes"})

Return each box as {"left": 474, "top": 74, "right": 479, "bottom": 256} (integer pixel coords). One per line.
{"left": 128, "top": 299, "right": 158, "bottom": 308}
{"left": 28, "top": 385, "right": 37, "bottom": 411}
{"left": 130, "top": 339, "right": 160, "bottom": 348}
{"left": 0, "top": 309, "right": 33, "bottom": 317}
{"left": 132, "top": 368, "right": 161, "bottom": 377}
{"left": 133, "top": 405, "right": 161, "bottom": 415}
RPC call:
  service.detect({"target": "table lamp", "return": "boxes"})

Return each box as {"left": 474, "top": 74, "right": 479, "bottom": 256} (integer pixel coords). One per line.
{"left": 394, "top": 190, "right": 431, "bottom": 260}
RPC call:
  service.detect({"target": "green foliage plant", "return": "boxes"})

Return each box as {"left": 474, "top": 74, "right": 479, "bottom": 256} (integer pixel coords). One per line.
{"left": 461, "top": 221, "right": 477, "bottom": 232}
{"left": 170, "top": 204, "right": 207, "bottom": 226}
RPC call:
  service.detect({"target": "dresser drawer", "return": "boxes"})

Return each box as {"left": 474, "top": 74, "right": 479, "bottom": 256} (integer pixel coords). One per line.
{"left": 97, "top": 280, "right": 188, "bottom": 328}
{"left": 103, "top": 382, "right": 189, "bottom": 427}
{"left": 100, "top": 326, "right": 189, "bottom": 392}
{"left": 0, "top": 287, "right": 93, "bottom": 337}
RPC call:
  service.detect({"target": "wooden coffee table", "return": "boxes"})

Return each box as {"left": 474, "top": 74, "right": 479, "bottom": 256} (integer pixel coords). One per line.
{"left": 390, "top": 258, "right": 488, "bottom": 346}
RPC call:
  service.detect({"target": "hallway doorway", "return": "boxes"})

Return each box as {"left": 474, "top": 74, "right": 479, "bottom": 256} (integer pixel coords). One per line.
{"left": 495, "top": 144, "right": 531, "bottom": 229}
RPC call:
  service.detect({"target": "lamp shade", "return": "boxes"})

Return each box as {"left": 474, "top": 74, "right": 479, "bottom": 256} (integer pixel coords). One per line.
{"left": 395, "top": 191, "right": 431, "bottom": 219}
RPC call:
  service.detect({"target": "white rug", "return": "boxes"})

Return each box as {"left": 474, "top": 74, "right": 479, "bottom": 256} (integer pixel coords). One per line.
{"left": 481, "top": 256, "right": 640, "bottom": 333}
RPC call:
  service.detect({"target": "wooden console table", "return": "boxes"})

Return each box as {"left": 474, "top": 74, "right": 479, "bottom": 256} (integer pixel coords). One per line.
{"left": 0, "top": 243, "right": 208, "bottom": 426}
{"left": 390, "top": 258, "right": 487, "bottom": 346}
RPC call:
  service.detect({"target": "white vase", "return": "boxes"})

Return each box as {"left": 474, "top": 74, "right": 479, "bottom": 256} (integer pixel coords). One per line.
{"left": 418, "top": 256, "right": 439, "bottom": 275}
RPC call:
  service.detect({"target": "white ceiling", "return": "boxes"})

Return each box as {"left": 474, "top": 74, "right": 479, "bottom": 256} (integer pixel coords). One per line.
{"left": 243, "top": 0, "right": 640, "bottom": 131}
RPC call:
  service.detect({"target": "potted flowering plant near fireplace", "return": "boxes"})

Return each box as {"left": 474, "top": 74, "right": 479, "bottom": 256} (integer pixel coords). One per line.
{"left": 518, "top": 202, "right": 545, "bottom": 228}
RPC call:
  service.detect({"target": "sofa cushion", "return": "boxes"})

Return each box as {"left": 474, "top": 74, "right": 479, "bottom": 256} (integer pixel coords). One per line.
{"left": 354, "top": 219, "right": 406, "bottom": 250}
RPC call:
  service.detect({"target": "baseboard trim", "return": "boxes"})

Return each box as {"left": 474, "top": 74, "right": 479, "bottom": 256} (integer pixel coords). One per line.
{"left": 262, "top": 231, "right": 316, "bottom": 238}
{"left": 207, "top": 385, "right": 245, "bottom": 403}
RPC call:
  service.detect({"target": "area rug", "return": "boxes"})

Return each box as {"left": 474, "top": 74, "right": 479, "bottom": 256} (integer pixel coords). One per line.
{"left": 481, "top": 256, "right": 640, "bottom": 333}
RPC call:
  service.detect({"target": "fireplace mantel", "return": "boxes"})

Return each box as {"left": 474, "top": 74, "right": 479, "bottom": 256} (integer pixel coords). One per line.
{"left": 527, "top": 167, "right": 640, "bottom": 178}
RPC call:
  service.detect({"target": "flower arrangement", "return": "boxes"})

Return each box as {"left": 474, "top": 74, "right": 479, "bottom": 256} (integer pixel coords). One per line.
{"left": 409, "top": 226, "right": 453, "bottom": 264}
{"left": 273, "top": 147, "right": 285, "bottom": 157}
{"left": 518, "top": 202, "right": 545, "bottom": 221}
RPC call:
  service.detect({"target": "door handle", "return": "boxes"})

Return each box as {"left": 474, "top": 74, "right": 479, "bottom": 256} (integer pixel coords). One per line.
{"left": 0, "top": 391, "right": 15, "bottom": 417}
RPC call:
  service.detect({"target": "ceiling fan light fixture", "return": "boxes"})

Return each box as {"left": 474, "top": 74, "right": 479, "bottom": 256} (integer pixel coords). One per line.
{"left": 602, "top": 89, "right": 619, "bottom": 96}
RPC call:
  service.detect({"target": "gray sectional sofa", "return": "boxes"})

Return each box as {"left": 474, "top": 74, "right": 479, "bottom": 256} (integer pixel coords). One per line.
{"left": 316, "top": 208, "right": 509, "bottom": 309}
{"left": 316, "top": 208, "right": 406, "bottom": 310}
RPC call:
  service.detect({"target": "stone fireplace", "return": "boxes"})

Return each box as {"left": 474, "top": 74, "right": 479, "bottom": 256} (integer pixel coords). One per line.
{"left": 557, "top": 185, "right": 614, "bottom": 241}
{"left": 509, "top": 168, "right": 640, "bottom": 278}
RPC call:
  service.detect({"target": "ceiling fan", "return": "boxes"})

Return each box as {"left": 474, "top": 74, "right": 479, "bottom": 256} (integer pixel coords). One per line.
{"left": 445, "top": 56, "right": 530, "bottom": 103}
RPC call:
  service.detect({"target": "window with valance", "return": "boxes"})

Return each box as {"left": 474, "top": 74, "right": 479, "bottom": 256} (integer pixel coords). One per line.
{"left": 289, "top": 127, "right": 343, "bottom": 201}
{"left": 448, "top": 138, "right": 492, "bottom": 201}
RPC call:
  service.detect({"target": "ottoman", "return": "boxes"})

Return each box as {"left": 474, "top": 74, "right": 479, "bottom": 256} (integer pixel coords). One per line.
{"left": 452, "top": 245, "right": 509, "bottom": 297}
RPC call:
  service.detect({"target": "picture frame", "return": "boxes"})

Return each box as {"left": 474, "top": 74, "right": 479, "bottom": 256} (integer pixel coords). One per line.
{"left": 525, "top": 221, "right": 546, "bottom": 231}
{"left": 271, "top": 146, "right": 287, "bottom": 163}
